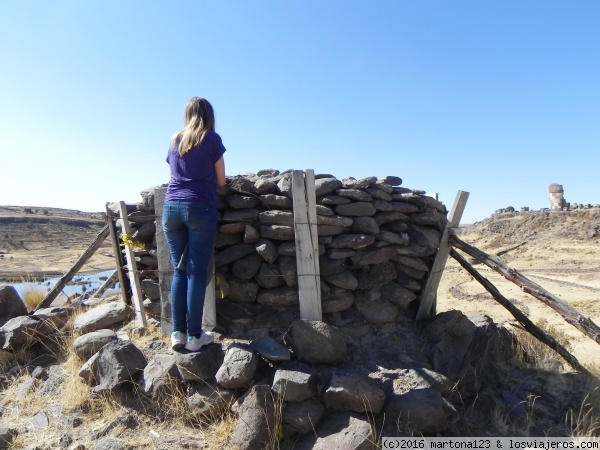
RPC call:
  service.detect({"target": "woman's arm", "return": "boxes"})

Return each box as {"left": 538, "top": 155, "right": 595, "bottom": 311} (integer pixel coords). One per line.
{"left": 214, "top": 157, "right": 226, "bottom": 187}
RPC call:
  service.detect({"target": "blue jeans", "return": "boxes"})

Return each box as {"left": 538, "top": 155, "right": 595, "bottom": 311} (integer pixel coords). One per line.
{"left": 162, "top": 200, "right": 217, "bottom": 336}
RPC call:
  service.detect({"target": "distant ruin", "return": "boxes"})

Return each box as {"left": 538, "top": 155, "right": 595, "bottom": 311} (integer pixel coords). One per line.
{"left": 494, "top": 183, "right": 599, "bottom": 216}
{"left": 549, "top": 183, "right": 569, "bottom": 211}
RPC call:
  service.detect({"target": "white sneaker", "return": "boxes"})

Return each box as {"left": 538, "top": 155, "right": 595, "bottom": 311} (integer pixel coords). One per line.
{"left": 171, "top": 331, "right": 187, "bottom": 350}
{"left": 184, "top": 331, "right": 214, "bottom": 352}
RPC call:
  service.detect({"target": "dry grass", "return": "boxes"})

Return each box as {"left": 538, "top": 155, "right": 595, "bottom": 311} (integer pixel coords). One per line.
{"left": 18, "top": 274, "right": 48, "bottom": 312}
{"left": 565, "top": 364, "right": 600, "bottom": 437}
{"left": 1, "top": 309, "right": 243, "bottom": 448}
{"left": 487, "top": 323, "right": 600, "bottom": 437}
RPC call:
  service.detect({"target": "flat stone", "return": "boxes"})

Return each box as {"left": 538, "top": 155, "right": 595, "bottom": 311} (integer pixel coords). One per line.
{"left": 258, "top": 210, "right": 294, "bottom": 226}
{"left": 350, "top": 216, "right": 380, "bottom": 235}
{"left": 256, "top": 286, "right": 299, "bottom": 307}
{"left": 330, "top": 234, "right": 375, "bottom": 250}
{"left": 259, "top": 194, "right": 293, "bottom": 209}
{"left": 337, "top": 189, "right": 373, "bottom": 202}
{"left": 260, "top": 225, "right": 295, "bottom": 240}
{"left": 73, "top": 302, "right": 132, "bottom": 334}
{"left": 318, "top": 195, "right": 352, "bottom": 205}
{"left": 341, "top": 176, "right": 377, "bottom": 189}
{"left": 314, "top": 178, "right": 343, "bottom": 197}
{"left": 250, "top": 336, "right": 291, "bottom": 362}
{"left": 322, "top": 288, "right": 354, "bottom": 314}
{"left": 73, "top": 329, "right": 118, "bottom": 359}
{"left": 377, "top": 176, "right": 402, "bottom": 186}
{"left": 215, "top": 243, "right": 257, "bottom": 267}
{"left": 335, "top": 202, "right": 376, "bottom": 217}
{"left": 322, "top": 271, "right": 358, "bottom": 290}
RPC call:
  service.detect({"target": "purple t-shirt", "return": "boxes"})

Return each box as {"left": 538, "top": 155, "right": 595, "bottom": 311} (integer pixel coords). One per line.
{"left": 165, "top": 131, "right": 226, "bottom": 207}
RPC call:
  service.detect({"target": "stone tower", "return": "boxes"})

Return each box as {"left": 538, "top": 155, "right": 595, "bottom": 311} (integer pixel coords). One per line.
{"left": 549, "top": 183, "right": 568, "bottom": 210}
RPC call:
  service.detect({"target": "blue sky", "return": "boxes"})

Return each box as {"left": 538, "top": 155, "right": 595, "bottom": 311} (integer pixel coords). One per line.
{"left": 1, "top": 1, "right": 598, "bottom": 224}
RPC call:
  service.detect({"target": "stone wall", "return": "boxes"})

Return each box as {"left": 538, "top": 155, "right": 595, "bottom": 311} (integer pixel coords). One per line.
{"left": 121, "top": 170, "right": 448, "bottom": 340}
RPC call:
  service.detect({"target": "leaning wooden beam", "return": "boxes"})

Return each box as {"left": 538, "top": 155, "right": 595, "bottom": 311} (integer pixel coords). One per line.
{"left": 449, "top": 233, "right": 600, "bottom": 345}
{"left": 450, "top": 248, "right": 590, "bottom": 375}
{"left": 416, "top": 190, "right": 470, "bottom": 320}
{"left": 36, "top": 225, "right": 110, "bottom": 311}
{"left": 87, "top": 269, "right": 118, "bottom": 302}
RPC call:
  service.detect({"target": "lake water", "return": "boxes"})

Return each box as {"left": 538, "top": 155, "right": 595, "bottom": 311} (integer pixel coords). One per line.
{"left": 3, "top": 269, "right": 120, "bottom": 299}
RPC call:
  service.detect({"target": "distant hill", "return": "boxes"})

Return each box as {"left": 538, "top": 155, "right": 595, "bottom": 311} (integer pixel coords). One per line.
{"left": 461, "top": 208, "right": 600, "bottom": 246}
{"left": 0, "top": 205, "right": 106, "bottom": 252}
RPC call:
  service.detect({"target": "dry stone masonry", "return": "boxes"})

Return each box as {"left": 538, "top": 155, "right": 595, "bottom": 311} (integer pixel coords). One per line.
{"left": 155, "top": 169, "right": 449, "bottom": 340}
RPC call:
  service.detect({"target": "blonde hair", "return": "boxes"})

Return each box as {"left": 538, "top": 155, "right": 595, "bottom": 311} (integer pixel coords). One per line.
{"left": 172, "top": 97, "right": 216, "bottom": 156}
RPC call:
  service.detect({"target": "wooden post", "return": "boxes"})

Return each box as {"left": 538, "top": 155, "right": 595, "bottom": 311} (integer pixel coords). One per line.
{"left": 292, "top": 170, "right": 322, "bottom": 321}
{"left": 36, "top": 225, "right": 110, "bottom": 311}
{"left": 202, "top": 256, "right": 216, "bottom": 332}
{"left": 118, "top": 201, "right": 147, "bottom": 329}
{"left": 105, "top": 203, "right": 131, "bottom": 305}
{"left": 416, "top": 190, "right": 469, "bottom": 320}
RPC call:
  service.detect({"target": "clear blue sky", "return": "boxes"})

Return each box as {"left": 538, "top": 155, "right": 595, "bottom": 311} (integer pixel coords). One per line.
{"left": 1, "top": 1, "right": 598, "bottom": 224}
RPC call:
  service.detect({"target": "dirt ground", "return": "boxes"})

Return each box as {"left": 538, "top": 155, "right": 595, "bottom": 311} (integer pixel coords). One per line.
{"left": 0, "top": 243, "right": 115, "bottom": 281}
{"left": 437, "top": 226, "right": 600, "bottom": 369}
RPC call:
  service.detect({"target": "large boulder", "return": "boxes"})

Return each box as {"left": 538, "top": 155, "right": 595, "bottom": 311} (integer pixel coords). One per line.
{"left": 0, "top": 286, "right": 27, "bottom": 327}
{"left": 174, "top": 345, "right": 220, "bottom": 382}
{"left": 140, "top": 353, "right": 181, "bottom": 399}
{"left": 232, "top": 385, "right": 275, "bottom": 450}
{"left": 0, "top": 308, "right": 71, "bottom": 350}
{"left": 284, "top": 320, "right": 347, "bottom": 365}
{"left": 215, "top": 343, "right": 259, "bottom": 389}
{"left": 90, "top": 340, "right": 148, "bottom": 394}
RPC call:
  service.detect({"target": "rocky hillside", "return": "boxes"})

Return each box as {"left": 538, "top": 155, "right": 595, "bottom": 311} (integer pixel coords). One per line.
{"left": 462, "top": 208, "right": 600, "bottom": 245}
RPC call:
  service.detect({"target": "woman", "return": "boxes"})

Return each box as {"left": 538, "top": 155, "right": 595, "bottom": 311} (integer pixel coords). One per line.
{"left": 162, "top": 97, "right": 226, "bottom": 351}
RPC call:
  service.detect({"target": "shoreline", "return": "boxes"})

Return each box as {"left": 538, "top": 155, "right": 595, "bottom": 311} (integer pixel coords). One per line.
{"left": 0, "top": 268, "right": 114, "bottom": 284}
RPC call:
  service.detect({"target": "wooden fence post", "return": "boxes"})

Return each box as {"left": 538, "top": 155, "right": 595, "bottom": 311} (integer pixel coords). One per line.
{"left": 292, "top": 170, "right": 322, "bottom": 321}
{"left": 416, "top": 190, "right": 469, "bottom": 320}
{"left": 118, "top": 202, "right": 148, "bottom": 329}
